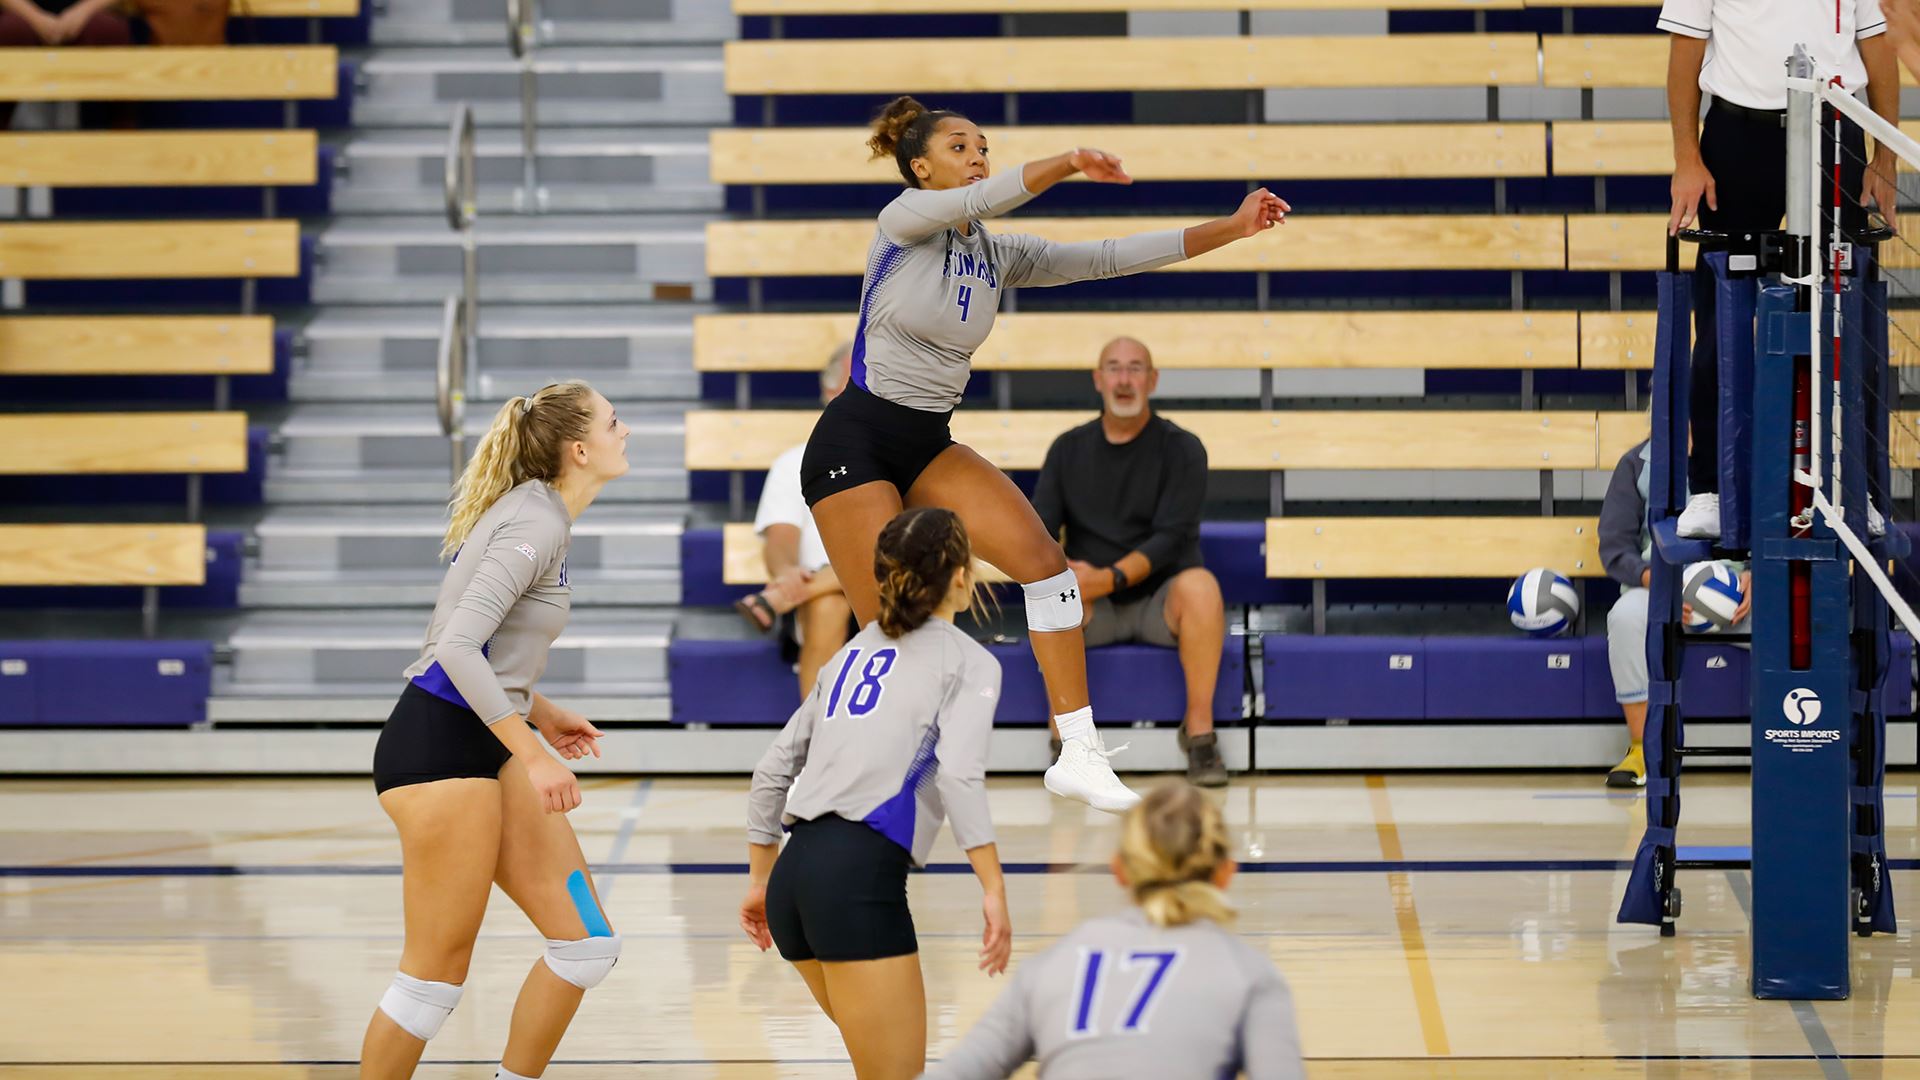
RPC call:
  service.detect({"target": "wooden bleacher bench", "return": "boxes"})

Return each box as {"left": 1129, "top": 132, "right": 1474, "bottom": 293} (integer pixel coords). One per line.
{"left": 1267, "top": 517, "right": 1604, "bottom": 578}
{"left": 686, "top": 409, "right": 1609, "bottom": 472}
{"left": 0, "top": 46, "right": 337, "bottom": 101}
{"left": 0, "top": 220, "right": 299, "bottom": 279}
{"left": 734, "top": 0, "right": 1522, "bottom": 12}
{"left": 1566, "top": 214, "right": 1693, "bottom": 271}
{"left": 0, "top": 316, "right": 274, "bottom": 376}
{"left": 0, "top": 412, "right": 247, "bottom": 475}
{"left": 1545, "top": 36, "right": 1919, "bottom": 89}
{"left": 725, "top": 34, "right": 1539, "bottom": 95}
{"left": 696, "top": 311, "right": 1580, "bottom": 372}
{"left": 708, "top": 215, "right": 1566, "bottom": 276}
{"left": 246, "top": 0, "right": 358, "bottom": 14}
{"left": 710, "top": 123, "right": 1549, "bottom": 184}
{"left": 0, "top": 131, "right": 318, "bottom": 188}
{"left": 721, "top": 521, "right": 1013, "bottom": 585}
{"left": 1554, "top": 120, "right": 1920, "bottom": 176}
{"left": 0, "top": 524, "right": 207, "bottom": 587}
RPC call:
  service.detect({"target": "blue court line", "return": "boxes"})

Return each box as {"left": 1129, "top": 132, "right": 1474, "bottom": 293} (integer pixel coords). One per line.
{"left": 1724, "top": 870, "right": 1848, "bottom": 1080}
{"left": 7, "top": 857, "right": 1919, "bottom": 879}
{"left": 591, "top": 777, "right": 651, "bottom": 905}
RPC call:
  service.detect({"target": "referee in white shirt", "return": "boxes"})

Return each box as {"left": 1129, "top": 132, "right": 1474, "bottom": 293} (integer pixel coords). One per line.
{"left": 1663, "top": 0, "right": 1900, "bottom": 540}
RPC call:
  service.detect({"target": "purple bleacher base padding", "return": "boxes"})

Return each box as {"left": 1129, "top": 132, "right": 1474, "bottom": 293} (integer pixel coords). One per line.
{"left": 669, "top": 635, "right": 1240, "bottom": 726}
{"left": 1579, "top": 635, "right": 1750, "bottom": 719}
{"left": 1263, "top": 635, "right": 1424, "bottom": 721}
{"left": 989, "top": 641, "right": 1241, "bottom": 726}
{"left": 1201, "top": 521, "right": 1304, "bottom": 607}
{"left": 1424, "top": 637, "right": 1586, "bottom": 721}
{"left": 679, "top": 528, "right": 757, "bottom": 608}
{"left": 9, "top": 641, "right": 213, "bottom": 727}
{"left": 0, "top": 644, "right": 37, "bottom": 725}
{"left": 669, "top": 639, "right": 802, "bottom": 724}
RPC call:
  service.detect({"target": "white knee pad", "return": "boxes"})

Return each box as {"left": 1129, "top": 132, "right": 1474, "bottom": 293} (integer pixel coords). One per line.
{"left": 379, "top": 972, "right": 464, "bottom": 1041}
{"left": 1024, "top": 568, "right": 1084, "bottom": 633}
{"left": 543, "top": 933, "right": 622, "bottom": 990}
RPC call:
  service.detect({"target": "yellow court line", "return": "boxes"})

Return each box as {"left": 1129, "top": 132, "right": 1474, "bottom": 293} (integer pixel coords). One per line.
{"left": 1364, "top": 774, "right": 1452, "bottom": 1058}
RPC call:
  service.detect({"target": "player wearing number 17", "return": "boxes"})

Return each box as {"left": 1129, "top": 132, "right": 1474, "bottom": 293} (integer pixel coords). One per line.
{"left": 743, "top": 508, "right": 1012, "bottom": 1080}
{"left": 799, "top": 96, "right": 1290, "bottom": 815}
{"left": 922, "top": 780, "right": 1302, "bottom": 1079}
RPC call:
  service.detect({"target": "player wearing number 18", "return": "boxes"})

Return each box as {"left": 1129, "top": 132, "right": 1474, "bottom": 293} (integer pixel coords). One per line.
{"left": 923, "top": 781, "right": 1303, "bottom": 1080}
{"left": 742, "top": 507, "right": 1011, "bottom": 1080}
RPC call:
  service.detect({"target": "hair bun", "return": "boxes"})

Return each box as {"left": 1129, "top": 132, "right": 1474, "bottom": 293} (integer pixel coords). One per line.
{"left": 867, "top": 95, "right": 927, "bottom": 161}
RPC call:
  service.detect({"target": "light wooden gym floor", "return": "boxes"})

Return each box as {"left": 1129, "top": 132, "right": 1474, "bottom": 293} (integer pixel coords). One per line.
{"left": 3, "top": 772, "right": 1919, "bottom": 1078}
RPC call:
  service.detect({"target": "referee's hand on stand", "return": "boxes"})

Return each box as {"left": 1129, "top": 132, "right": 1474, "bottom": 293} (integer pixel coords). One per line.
{"left": 1669, "top": 157, "right": 1717, "bottom": 236}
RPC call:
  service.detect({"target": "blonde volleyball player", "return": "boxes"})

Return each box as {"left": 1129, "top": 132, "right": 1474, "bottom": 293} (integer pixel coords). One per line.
{"left": 742, "top": 507, "right": 1012, "bottom": 1080}
{"left": 924, "top": 780, "right": 1304, "bottom": 1079}
{"left": 800, "top": 96, "right": 1289, "bottom": 813}
{"left": 361, "top": 382, "right": 626, "bottom": 1080}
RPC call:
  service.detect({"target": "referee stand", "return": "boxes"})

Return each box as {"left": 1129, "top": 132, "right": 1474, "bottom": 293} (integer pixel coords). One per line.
{"left": 1618, "top": 49, "right": 1904, "bottom": 999}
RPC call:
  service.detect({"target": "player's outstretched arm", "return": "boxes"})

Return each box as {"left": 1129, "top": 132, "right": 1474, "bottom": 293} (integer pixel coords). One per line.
{"left": 1179, "top": 188, "right": 1289, "bottom": 260}
{"left": 880, "top": 148, "right": 1130, "bottom": 245}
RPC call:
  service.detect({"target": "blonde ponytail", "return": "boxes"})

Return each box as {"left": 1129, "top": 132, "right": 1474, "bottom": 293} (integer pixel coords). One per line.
{"left": 441, "top": 381, "right": 596, "bottom": 560}
{"left": 1119, "top": 780, "right": 1236, "bottom": 928}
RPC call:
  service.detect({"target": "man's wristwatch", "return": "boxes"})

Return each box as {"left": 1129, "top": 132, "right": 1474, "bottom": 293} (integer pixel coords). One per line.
{"left": 1109, "top": 565, "right": 1130, "bottom": 592}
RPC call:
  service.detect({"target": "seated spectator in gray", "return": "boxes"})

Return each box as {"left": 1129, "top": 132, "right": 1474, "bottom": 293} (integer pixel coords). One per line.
{"left": 736, "top": 345, "right": 855, "bottom": 697}
{"left": 1600, "top": 437, "right": 1749, "bottom": 790}
{"left": 1032, "top": 335, "right": 1228, "bottom": 787}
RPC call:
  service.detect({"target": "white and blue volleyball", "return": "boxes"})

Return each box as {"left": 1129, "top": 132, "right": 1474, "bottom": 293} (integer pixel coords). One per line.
{"left": 1682, "top": 560, "right": 1744, "bottom": 632}
{"left": 1508, "top": 568, "right": 1580, "bottom": 637}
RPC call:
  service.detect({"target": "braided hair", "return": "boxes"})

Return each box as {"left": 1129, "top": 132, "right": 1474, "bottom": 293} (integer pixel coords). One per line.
{"left": 873, "top": 507, "right": 973, "bottom": 638}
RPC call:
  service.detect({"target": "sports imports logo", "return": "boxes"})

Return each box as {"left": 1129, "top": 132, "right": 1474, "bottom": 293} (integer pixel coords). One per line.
{"left": 1763, "top": 688, "right": 1839, "bottom": 754}
{"left": 1784, "top": 688, "right": 1822, "bottom": 726}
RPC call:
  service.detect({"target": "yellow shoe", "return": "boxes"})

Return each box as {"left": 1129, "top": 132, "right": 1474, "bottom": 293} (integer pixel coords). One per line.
{"left": 1607, "top": 744, "right": 1646, "bottom": 789}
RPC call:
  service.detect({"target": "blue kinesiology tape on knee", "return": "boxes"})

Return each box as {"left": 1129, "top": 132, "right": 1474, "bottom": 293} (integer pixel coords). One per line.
{"left": 567, "top": 869, "right": 613, "bottom": 938}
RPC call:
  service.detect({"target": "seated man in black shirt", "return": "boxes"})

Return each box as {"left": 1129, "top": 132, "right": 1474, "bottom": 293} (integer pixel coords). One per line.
{"left": 1032, "top": 336, "right": 1228, "bottom": 787}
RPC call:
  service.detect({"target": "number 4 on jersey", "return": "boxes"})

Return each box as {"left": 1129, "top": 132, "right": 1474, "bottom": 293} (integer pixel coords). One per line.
{"left": 1069, "top": 948, "right": 1184, "bottom": 1038}
{"left": 956, "top": 284, "right": 973, "bottom": 322}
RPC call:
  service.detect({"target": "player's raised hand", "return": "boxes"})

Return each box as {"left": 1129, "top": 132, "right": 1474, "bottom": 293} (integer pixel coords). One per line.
{"left": 1232, "top": 188, "right": 1289, "bottom": 237}
{"left": 1070, "top": 148, "right": 1132, "bottom": 184}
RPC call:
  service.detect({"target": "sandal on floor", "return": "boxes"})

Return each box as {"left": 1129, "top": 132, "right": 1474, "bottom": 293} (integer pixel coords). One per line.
{"left": 734, "top": 592, "right": 776, "bottom": 633}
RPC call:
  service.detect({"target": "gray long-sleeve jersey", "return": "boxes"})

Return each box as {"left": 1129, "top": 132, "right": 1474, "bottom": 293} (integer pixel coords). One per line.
{"left": 923, "top": 908, "right": 1304, "bottom": 1080}
{"left": 748, "top": 618, "right": 1000, "bottom": 866}
{"left": 401, "top": 479, "right": 572, "bottom": 723}
{"left": 853, "top": 168, "right": 1191, "bottom": 411}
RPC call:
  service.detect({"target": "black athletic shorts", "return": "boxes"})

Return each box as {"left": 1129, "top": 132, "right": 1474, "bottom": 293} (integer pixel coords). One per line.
{"left": 372, "top": 682, "right": 513, "bottom": 794}
{"left": 766, "top": 813, "right": 918, "bottom": 962}
{"left": 801, "top": 383, "right": 954, "bottom": 507}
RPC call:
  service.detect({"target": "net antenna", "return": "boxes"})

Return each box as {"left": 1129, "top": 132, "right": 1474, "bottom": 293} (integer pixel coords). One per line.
{"left": 1789, "top": 45, "right": 1920, "bottom": 642}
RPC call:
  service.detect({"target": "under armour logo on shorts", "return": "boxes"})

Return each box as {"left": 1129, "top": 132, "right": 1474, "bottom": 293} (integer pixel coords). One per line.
{"left": 1060, "top": 588, "right": 1077, "bottom": 602}
{"left": 828, "top": 466, "right": 848, "bottom": 479}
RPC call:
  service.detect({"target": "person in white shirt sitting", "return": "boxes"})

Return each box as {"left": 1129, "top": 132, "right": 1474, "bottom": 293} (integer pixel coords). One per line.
{"left": 737, "top": 345, "right": 857, "bottom": 697}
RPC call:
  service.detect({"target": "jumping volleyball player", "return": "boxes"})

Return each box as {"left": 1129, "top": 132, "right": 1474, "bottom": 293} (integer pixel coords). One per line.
{"left": 741, "top": 507, "right": 1012, "bottom": 1080}
{"left": 801, "top": 96, "right": 1289, "bottom": 812}
{"left": 925, "top": 780, "right": 1304, "bottom": 1079}
{"left": 361, "top": 381, "right": 626, "bottom": 1080}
